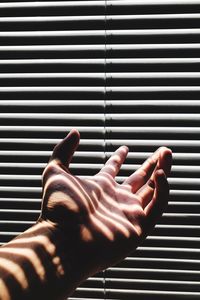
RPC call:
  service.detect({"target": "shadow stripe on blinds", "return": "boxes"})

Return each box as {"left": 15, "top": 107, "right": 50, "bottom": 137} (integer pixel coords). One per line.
{"left": 1, "top": 0, "right": 200, "bottom": 300}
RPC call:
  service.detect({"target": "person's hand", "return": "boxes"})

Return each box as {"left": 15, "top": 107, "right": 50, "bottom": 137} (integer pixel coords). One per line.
{"left": 39, "top": 129, "right": 172, "bottom": 281}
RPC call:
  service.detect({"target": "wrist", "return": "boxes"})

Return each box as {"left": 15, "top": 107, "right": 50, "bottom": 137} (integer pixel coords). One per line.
{"left": 37, "top": 219, "right": 89, "bottom": 297}
{"left": 35, "top": 219, "right": 83, "bottom": 297}
{"left": 0, "top": 220, "right": 82, "bottom": 300}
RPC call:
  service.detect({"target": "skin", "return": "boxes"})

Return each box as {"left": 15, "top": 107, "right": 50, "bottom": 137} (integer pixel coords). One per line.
{"left": 0, "top": 129, "right": 172, "bottom": 300}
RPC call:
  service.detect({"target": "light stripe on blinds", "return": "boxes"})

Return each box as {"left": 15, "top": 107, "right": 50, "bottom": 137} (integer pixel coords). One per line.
{"left": 1, "top": 1, "right": 200, "bottom": 300}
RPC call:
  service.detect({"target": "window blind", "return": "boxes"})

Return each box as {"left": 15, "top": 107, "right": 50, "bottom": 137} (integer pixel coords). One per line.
{"left": 1, "top": 0, "right": 200, "bottom": 299}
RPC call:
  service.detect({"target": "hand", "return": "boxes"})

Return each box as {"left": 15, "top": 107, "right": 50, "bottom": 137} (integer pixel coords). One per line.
{"left": 39, "top": 129, "right": 172, "bottom": 280}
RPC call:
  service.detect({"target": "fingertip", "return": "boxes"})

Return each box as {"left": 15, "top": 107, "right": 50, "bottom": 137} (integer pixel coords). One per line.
{"left": 123, "top": 145, "right": 129, "bottom": 151}
{"left": 68, "top": 128, "right": 80, "bottom": 141}
{"left": 51, "top": 128, "right": 80, "bottom": 166}
{"left": 71, "top": 128, "right": 80, "bottom": 136}
{"left": 121, "top": 145, "right": 129, "bottom": 154}
{"left": 166, "top": 147, "right": 172, "bottom": 154}
{"left": 65, "top": 128, "right": 80, "bottom": 150}
{"left": 120, "top": 145, "right": 129, "bottom": 162}
{"left": 157, "top": 146, "right": 172, "bottom": 160}
{"left": 158, "top": 147, "right": 172, "bottom": 177}
{"left": 162, "top": 147, "right": 172, "bottom": 159}
{"left": 116, "top": 145, "right": 129, "bottom": 159}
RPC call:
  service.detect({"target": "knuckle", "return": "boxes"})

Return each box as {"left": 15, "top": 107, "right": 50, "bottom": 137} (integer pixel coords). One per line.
{"left": 94, "top": 172, "right": 114, "bottom": 187}
{"left": 42, "top": 160, "right": 60, "bottom": 180}
{"left": 112, "top": 156, "right": 120, "bottom": 166}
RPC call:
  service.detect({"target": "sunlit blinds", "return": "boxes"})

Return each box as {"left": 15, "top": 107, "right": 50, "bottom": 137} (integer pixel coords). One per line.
{"left": 1, "top": 0, "right": 200, "bottom": 299}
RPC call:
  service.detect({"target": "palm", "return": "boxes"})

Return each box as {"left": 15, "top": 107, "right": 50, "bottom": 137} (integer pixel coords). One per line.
{"left": 40, "top": 129, "right": 172, "bottom": 273}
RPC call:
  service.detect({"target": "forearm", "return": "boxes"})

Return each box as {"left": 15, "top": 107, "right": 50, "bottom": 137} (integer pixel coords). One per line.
{"left": 0, "top": 221, "right": 79, "bottom": 300}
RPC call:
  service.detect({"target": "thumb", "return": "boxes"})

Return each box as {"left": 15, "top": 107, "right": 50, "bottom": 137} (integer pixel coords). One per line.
{"left": 50, "top": 129, "right": 80, "bottom": 168}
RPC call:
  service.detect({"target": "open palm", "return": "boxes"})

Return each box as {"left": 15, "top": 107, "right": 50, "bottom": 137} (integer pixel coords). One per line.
{"left": 40, "top": 129, "right": 172, "bottom": 278}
